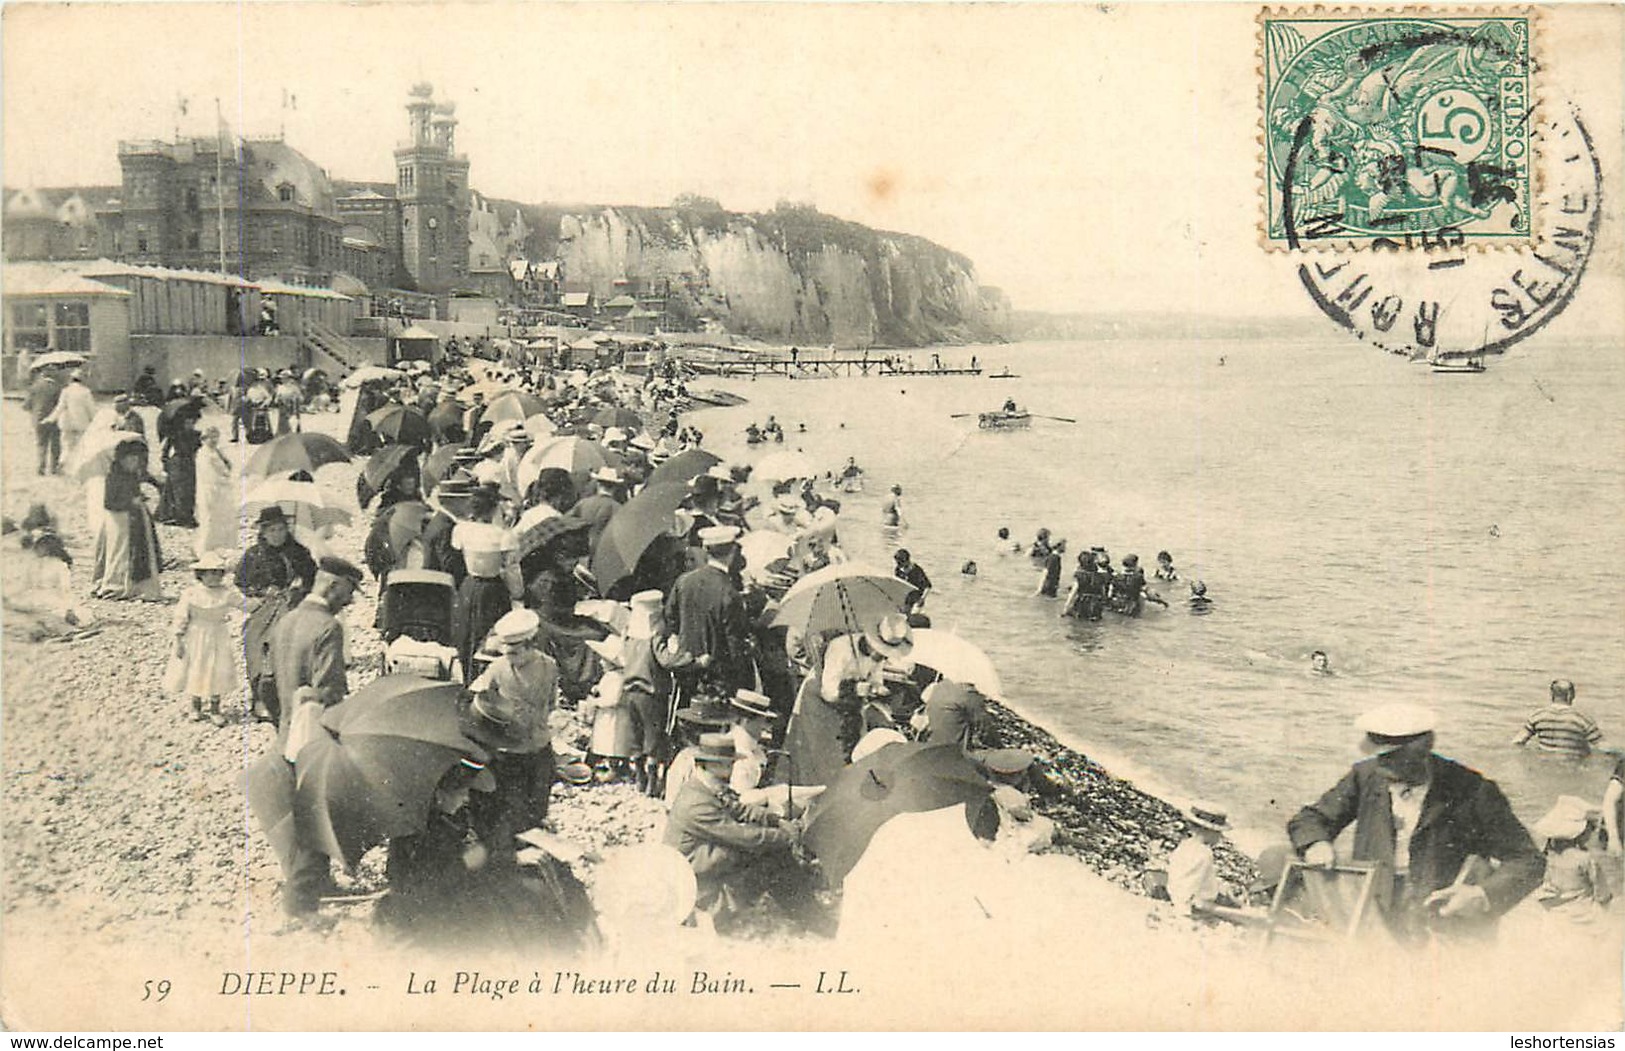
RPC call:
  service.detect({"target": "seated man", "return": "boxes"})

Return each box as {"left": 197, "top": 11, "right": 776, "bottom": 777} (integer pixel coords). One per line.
{"left": 663, "top": 732, "right": 828, "bottom": 935}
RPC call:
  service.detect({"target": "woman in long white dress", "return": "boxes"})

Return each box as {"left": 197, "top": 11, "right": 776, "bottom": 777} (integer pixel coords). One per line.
{"left": 193, "top": 424, "right": 238, "bottom": 560}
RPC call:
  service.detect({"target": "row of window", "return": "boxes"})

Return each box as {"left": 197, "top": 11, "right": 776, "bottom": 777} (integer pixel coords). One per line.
{"left": 10, "top": 301, "right": 91, "bottom": 354}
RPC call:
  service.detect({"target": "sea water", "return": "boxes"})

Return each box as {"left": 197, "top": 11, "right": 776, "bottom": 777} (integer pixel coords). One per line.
{"left": 698, "top": 336, "right": 1625, "bottom": 846}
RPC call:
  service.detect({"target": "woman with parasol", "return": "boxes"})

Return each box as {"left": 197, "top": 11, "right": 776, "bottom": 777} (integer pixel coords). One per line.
{"left": 90, "top": 438, "right": 165, "bottom": 601}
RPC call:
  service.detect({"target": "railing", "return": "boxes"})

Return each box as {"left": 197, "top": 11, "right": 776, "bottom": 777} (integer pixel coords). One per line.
{"left": 301, "top": 320, "right": 365, "bottom": 375}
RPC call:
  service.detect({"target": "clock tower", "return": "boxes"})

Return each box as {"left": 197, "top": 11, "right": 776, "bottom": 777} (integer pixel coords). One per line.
{"left": 395, "top": 82, "right": 470, "bottom": 293}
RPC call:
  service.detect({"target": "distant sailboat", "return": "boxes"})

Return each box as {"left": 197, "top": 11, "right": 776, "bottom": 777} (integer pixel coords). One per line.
{"left": 1430, "top": 355, "right": 1487, "bottom": 373}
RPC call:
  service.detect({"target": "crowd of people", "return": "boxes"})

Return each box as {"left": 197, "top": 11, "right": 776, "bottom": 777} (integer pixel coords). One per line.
{"left": 9, "top": 348, "right": 1622, "bottom": 957}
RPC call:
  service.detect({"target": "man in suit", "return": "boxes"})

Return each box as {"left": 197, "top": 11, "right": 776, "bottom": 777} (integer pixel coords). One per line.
{"left": 25, "top": 366, "right": 63, "bottom": 475}
{"left": 269, "top": 555, "right": 363, "bottom": 924}
{"left": 1287, "top": 702, "right": 1544, "bottom": 943}
{"left": 569, "top": 466, "right": 624, "bottom": 555}
{"left": 665, "top": 525, "right": 753, "bottom": 700}
{"left": 663, "top": 732, "right": 826, "bottom": 933}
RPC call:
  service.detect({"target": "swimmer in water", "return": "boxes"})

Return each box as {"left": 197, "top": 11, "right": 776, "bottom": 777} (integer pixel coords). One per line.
{"left": 1155, "top": 550, "right": 1179, "bottom": 581}
{"left": 881, "top": 484, "right": 906, "bottom": 529}
{"left": 995, "top": 526, "right": 1022, "bottom": 554}
{"left": 1310, "top": 650, "right": 1333, "bottom": 675}
{"left": 961, "top": 560, "right": 978, "bottom": 576}
{"left": 1188, "top": 580, "right": 1213, "bottom": 613}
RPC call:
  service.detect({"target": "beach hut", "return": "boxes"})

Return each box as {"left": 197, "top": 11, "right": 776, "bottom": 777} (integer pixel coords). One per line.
{"left": 391, "top": 324, "right": 441, "bottom": 365}
{"left": 1, "top": 262, "right": 132, "bottom": 390}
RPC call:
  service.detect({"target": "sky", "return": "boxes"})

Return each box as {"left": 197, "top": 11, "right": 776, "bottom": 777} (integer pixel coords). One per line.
{"left": 3, "top": 3, "right": 1621, "bottom": 319}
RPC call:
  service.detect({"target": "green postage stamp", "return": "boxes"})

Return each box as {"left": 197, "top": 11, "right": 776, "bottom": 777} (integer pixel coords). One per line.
{"left": 1262, "top": 11, "right": 1533, "bottom": 247}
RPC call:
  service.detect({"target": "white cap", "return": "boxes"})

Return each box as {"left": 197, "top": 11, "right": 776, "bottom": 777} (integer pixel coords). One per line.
{"left": 698, "top": 524, "right": 741, "bottom": 548}
{"left": 491, "top": 608, "right": 541, "bottom": 646}
{"left": 1356, "top": 703, "right": 1435, "bottom": 745}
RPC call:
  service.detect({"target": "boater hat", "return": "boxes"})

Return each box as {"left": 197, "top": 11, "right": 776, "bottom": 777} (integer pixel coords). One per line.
{"left": 590, "top": 466, "right": 624, "bottom": 486}
{"left": 192, "top": 551, "right": 230, "bottom": 573}
{"left": 256, "top": 505, "right": 290, "bottom": 527}
{"left": 730, "top": 689, "right": 775, "bottom": 721}
{"left": 1186, "top": 801, "right": 1232, "bottom": 832}
{"left": 1532, "top": 796, "right": 1594, "bottom": 842}
{"left": 694, "top": 732, "right": 739, "bottom": 766}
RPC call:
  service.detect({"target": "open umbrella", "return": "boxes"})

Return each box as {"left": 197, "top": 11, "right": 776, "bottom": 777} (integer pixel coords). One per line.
{"left": 362, "top": 444, "right": 420, "bottom": 491}
{"left": 29, "top": 350, "right": 87, "bottom": 371}
{"left": 517, "top": 436, "right": 608, "bottom": 494}
{"left": 591, "top": 406, "right": 642, "bottom": 431}
{"left": 481, "top": 390, "right": 548, "bottom": 426}
{"left": 521, "top": 412, "right": 559, "bottom": 440}
{"left": 802, "top": 741, "right": 990, "bottom": 887}
{"left": 340, "top": 365, "right": 404, "bottom": 388}
{"left": 771, "top": 562, "right": 916, "bottom": 636}
{"left": 243, "top": 432, "right": 351, "bottom": 480}
{"left": 245, "top": 752, "right": 299, "bottom": 871}
{"left": 70, "top": 429, "right": 147, "bottom": 481}
{"left": 908, "top": 630, "right": 1005, "bottom": 701}
{"left": 293, "top": 675, "right": 488, "bottom": 868}
{"left": 754, "top": 450, "right": 818, "bottom": 483}
{"left": 366, "top": 403, "right": 432, "bottom": 448}
{"left": 420, "top": 442, "right": 466, "bottom": 494}
{"left": 245, "top": 476, "right": 355, "bottom": 531}
{"left": 588, "top": 481, "right": 690, "bottom": 592}
{"left": 374, "top": 499, "right": 434, "bottom": 562}
{"left": 646, "top": 448, "right": 721, "bottom": 489}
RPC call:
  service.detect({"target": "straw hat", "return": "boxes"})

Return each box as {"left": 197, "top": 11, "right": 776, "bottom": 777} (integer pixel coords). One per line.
{"left": 1186, "top": 800, "right": 1232, "bottom": 832}
{"left": 864, "top": 612, "right": 914, "bottom": 660}
{"left": 1532, "top": 795, "right": 1596, "bottom": 842}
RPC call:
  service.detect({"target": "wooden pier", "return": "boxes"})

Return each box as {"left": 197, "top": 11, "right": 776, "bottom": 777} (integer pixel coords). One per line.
{"left": 681, "top": 354, "right": 983, "bottom": 380}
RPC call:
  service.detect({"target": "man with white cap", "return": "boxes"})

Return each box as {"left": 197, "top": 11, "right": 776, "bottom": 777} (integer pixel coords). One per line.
{"left": 1166, "top": 801, "right": 1235, "bottom": 917}
{"left": 1287, "top": 702, "right": 1544, "bottom": 941}
{"left": 464, "top": 607, "right": 560, "bottom": 832}
{"left": 665, "top": 525, "right": 753, "bottom": 700}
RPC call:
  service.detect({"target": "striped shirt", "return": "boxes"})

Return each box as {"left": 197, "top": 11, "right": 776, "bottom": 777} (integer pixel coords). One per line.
{"left": 1521, "top": 704, "right": 1603, "bottom": 757}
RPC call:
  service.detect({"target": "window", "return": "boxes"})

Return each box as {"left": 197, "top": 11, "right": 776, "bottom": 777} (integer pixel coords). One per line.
{"left": 53, "top": 302, "right": 90, "bottom": 355}
{"left": 186, "top": 231, "right": 201, "bottom": 250}
{"left": 136, "top": 234, "right": 149, "bottom": 253}
{"left": 278, "top": 182, "right": 296, "bottom": 203}
{"left": 10, "top": 302, "right": 49, "bottom": 351}
{"left": 185, "top": 187, "right": 200, "bottom": 212}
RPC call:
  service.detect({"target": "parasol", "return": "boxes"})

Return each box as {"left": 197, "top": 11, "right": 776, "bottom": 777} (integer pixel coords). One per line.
{"left": 645, "top": 448, "right": 721, "bottom": 489}
{"left": 587, "top": 482, "right": 690, "bottom": 592}
{"left": 907, "top": 630, "right": 1005, "bottom": 701}
{"left": 802, "top": 741, "right": 991, "bottom": 887}
{"left": 293, "top": 675, "right": 488, "bottom": 868}
{"left": 242, "top": 433, "right": 351, "bottom": 480}
{"left": 770, "top": 561, "right": 915, "bottom": 637}
{"left": 366, "top": 403, "right": 433, "bottom": 448}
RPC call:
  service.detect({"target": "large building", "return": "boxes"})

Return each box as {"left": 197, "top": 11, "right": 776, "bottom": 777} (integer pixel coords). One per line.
{"left": 102, "top": 134, "right": 356, "bottom": 285}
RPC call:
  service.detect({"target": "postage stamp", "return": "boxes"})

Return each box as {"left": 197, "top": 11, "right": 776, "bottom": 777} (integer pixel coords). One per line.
{"left": 1262, "top": 11, "right": 1534, "bottom": 248}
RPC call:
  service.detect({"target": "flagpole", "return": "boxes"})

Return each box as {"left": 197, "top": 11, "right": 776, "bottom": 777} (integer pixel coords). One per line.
{"left": 215, "top": 99, "right": 229, "bottom": 275}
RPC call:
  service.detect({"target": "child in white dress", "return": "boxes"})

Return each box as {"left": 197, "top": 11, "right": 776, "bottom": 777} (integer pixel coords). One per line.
{"left": 166, "top": 551, "right": 242, "bottom": 726}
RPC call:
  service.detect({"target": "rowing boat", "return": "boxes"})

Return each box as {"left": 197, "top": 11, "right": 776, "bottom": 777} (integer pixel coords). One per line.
{"left": 978, "top": 411, "right": 1032, "bottom": 430}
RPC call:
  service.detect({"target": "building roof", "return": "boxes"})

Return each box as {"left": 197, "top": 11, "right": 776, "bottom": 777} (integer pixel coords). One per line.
{"left": 78, "top": 259, "right": 257, "bottom": 288}
{"left": 3, "top": 262, "right": 131, "bottom": 298}
{"left": 562, "top": 291, "right": 592, "bottom": 307}
{"left": 5, "top": 188, "right": 54, "bottom": 221}
{"left": 242, "top": 140, "right": 336, "bottom": 215}
{"left": 256, "top": 279, "right": 352, "bottom": 300}
{"left": 340, "top": 189, "right": 390, "bottom": 201}
{"left": 624, "top": 307, "right": 661, "bottom": 319}
{"left": 398, "top": 325, "right": 440, "bottom": 340}
{"left": 603, "top": 294, "right": 638, "bottom": 309}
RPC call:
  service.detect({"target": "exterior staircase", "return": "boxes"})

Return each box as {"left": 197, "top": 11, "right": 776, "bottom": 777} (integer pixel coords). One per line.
{"left": 301, "top": 321, "right": 367, "bottom": 377}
